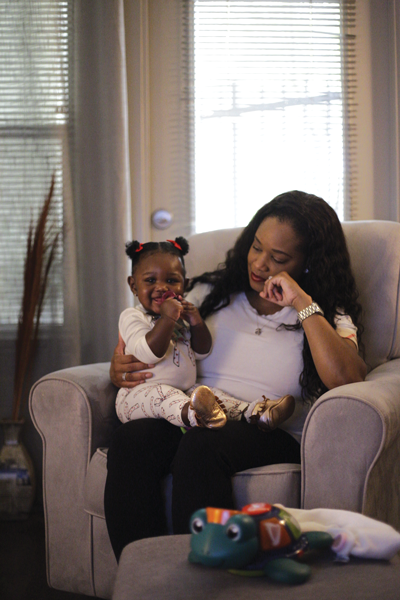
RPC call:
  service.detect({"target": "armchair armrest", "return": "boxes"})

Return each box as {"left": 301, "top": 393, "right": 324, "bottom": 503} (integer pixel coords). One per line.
{"left": 301, "top": 359, "right": 400, "bottom": 531}
{"left": 29, "top": 363, "right": 119, "bottom": 596}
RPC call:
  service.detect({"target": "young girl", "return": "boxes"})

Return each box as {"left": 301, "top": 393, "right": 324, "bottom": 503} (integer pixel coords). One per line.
{"left": 115, "top": 237, "right": 295, "bottom": 430}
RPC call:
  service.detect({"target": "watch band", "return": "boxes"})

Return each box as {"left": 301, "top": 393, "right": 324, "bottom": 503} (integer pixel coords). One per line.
{"left": 297, "top": 302, "right": 324, "bottom": 323}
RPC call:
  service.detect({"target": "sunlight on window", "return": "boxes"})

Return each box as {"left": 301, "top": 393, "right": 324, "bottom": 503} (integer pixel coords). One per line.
{"left": 194, "top": 1, "right": 345, "bottom": 232}
{"left": 0, "top": 1, "right": 68, "bottom": 325}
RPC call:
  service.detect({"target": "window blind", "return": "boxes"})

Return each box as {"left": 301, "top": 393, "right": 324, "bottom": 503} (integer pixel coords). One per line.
{"left": 0, "top": 0, "right": 72, "bottom": 326}
{"left": 184, "top": 0, "right": 357, "bottom": 232}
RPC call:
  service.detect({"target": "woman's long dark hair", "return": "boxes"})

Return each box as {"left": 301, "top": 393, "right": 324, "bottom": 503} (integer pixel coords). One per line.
{"left": 188, "top": 191, "right": 363, "bottom": 402}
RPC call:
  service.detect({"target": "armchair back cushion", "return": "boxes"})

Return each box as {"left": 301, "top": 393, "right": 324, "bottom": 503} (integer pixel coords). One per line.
{"left": 186, "top": 221, "right": 400, "bottom": 369}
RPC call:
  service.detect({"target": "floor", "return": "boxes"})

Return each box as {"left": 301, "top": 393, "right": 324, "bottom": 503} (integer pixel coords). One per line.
{"left": 0, "top": 510, "right": 88, "bottom": 600}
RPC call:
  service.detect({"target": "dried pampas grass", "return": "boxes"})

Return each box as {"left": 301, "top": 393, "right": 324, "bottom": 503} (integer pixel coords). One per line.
{"left": 12, "top": 175, "right": 61, "bottom": 421}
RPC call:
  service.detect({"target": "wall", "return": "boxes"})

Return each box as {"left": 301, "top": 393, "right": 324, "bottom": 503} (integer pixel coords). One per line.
{"left": 370, "top": 0, "right": 400, "bottom": 221}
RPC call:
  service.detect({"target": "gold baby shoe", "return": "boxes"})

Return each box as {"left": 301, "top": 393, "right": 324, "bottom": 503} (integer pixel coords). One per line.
{"left": 250, "top": 395, "right": 295, "bottom": 432}
{"left": 189, "top": 386, "right": 227, "bottom": 429}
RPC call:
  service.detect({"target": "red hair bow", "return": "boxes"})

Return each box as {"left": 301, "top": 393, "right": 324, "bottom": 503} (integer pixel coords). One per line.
{"left": 135, "top": 243, "right": 143, "bottom": 252}
{"left": 167, "top": 239, "right": 182, "bottom": 251}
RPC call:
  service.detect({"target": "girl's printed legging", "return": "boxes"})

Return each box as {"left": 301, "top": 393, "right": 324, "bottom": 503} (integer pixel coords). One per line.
{"left": 115, "top": 383, "right": 251, "bottom": 427}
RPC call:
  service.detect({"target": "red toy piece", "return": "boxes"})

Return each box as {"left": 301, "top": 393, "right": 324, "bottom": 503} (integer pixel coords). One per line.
{"left": 161, "top": 291, "right": 178, "bottom": 302}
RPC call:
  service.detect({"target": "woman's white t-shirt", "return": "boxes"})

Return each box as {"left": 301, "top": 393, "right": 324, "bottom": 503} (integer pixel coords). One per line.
{"left": 186, "top": 284, "right": 358, "bottom": 443}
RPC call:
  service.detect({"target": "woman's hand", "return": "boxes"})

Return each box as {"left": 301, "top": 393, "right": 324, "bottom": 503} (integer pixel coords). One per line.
{"left": 260, "top": 273, "right": 367, "bottom": 389}
{"left": 260, "top": 271, "right": 312, "bottom": 313}
{"left": 110, "top": 333, "right": 155, "bottom": 388}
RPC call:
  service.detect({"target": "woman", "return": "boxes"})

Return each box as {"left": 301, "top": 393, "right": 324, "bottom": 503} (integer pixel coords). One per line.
{"left": 105, "top": 191, "right": 367, "bottom": 561}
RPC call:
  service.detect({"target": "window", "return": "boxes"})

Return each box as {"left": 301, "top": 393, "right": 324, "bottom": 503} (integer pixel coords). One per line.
{"left": 188, "top": 0, "right": 357, "bottom": 232}
{"left": 0, "top": 0, "right": 71, "bottom": 326}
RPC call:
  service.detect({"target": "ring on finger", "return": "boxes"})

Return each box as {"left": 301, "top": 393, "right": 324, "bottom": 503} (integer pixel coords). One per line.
{"left": 122, "top": 372, "right": 127, "bottom": 382}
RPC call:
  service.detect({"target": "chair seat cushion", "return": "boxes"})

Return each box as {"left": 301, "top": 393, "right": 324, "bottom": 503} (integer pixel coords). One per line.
{"left": 84, "top": 447, "right": 109, "bottom": 518}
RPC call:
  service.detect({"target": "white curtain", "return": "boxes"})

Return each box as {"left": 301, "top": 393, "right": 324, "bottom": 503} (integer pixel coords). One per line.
{"left": 73, "top": 0, "right": 132, "bottom": 365}
{"left": 0, "top": 0, "right": 132, "bottom": 495}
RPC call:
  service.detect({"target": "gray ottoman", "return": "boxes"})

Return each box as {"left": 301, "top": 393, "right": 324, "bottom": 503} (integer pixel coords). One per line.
{"left": 112, "top": 534, "right": 400, "bottom": 600}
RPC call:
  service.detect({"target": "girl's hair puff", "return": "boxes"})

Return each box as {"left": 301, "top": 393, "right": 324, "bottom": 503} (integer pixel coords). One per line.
{"left": 125, "top": 236, "right": 189, "bottom": 275}
{"left": 188, "top": 191, "right": 363, "bottom": 402}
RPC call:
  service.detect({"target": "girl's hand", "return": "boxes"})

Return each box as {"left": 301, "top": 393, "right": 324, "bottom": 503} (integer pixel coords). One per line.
{"left": 179, "top": 297, "right": 212, "bottom": 353}
{"left": 110, "top": 333, "right": 154, "bottom": 388}
{"left": 260, "top": 271, "right": 312, "bottom": 312}
{"left": 179, "top": 298, "right": 203, "bottom": 326}
{"left": 159, "top": 297, "right": 183, "bottom": 322}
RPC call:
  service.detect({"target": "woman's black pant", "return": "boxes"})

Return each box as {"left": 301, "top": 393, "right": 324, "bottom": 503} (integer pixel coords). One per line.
{"left": 104, "top": 419, "right": 300, "bottom": 561}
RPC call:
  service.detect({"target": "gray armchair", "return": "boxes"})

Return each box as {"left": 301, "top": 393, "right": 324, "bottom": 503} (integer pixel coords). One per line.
{"left": 29, "top": 220, "right": 400, "bottom": 598}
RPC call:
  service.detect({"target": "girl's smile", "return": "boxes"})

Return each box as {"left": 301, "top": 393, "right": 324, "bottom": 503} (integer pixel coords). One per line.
{"left": 128, "top": 253, "right": 186, "bottom": 315}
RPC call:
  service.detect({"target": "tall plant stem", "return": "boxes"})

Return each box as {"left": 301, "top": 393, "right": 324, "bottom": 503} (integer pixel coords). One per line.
{"left": 12, "top": 175, "right": 60, "bottom": 421}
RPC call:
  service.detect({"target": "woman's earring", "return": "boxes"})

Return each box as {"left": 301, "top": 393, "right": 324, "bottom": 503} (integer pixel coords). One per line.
{"left": 304, "top": 267, "right": 309, "bottom": 274}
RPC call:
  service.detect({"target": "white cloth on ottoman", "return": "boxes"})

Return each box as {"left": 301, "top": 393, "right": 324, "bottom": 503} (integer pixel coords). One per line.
{"left": 279, "top": 505, "right": 400, "bottom": 562}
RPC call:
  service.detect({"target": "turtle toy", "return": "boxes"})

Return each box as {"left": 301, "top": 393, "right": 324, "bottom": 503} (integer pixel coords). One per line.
{"left": 189, "top": 503, "right": 333, "bottom": 584}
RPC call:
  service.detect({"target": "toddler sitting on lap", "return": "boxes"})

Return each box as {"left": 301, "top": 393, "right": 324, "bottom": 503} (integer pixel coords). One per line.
{"left": 116, "top": 237, "right": 295, "bottom": 431}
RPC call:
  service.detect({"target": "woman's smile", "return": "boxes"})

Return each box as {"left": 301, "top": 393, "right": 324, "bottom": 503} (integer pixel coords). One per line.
{"left": 250, "top": 272, "right": 266, "bottom": 283}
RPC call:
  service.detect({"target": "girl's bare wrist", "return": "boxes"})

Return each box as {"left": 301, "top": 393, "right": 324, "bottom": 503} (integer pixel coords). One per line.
{"left": 160, "top": 314, "right": 178, "bottom": 324}
{"left": 190, "top": 320, "right": 204, "bottom": 328}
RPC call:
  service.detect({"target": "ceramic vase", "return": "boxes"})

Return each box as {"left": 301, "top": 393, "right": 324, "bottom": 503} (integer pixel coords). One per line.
{"left": 0, "top": 420, "right": 35, "bottom": 520}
